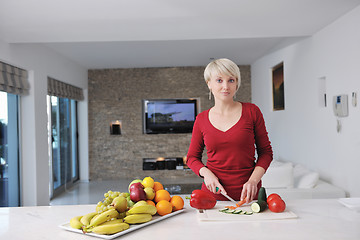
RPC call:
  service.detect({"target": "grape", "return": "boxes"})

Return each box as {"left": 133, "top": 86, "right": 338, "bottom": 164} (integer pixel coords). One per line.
{"left": 103, "top": 198, "right": 112, "bottom": 205}
{"left": 96, "top": 190, "right": 128, "bottom": 213}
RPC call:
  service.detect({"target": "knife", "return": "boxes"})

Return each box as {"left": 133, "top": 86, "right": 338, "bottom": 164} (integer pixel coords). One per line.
{"left": 220, "top": 191, "right": 238, "bottom": 205}
{"left": 215, "top": 187, "right": 238, "bottom": 204}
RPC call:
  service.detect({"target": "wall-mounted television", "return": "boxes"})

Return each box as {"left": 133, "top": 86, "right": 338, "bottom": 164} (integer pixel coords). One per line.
{"left": 143, "top": 98, "right": 198, "bottom": 134}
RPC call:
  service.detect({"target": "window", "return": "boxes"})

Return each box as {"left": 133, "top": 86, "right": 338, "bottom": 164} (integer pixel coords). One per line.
{"left": 1, "top": 61, "right": 29, "bottom": 207}
{"left": 0, "top": 91, "right": 20, "bottom": 207}
{"left": 47, "top": 77, "right": 83, "bottom": 199}
{"left": 48, "top": 96, "right": 79, "bottom": 198}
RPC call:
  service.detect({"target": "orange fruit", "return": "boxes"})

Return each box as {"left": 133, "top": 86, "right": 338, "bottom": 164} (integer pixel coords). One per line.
{"left": 170, "top": 195, "right": 184, "bottom": 211}
{"left": 146, "top": 200, "right": 156, "bottom": 206}
{"left": 153, "top": 182, "right": 164, "bottom": 192}
{"left": 154, "top": 189, "right": 171, "bottom": 203}
{"left": 156, "top": 200, "right": 172, "bottom": 216}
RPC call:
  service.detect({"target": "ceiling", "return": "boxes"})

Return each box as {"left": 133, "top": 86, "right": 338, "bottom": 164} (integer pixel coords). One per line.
{"left": 1, "top": 0, "right": 359, "bottom": 69}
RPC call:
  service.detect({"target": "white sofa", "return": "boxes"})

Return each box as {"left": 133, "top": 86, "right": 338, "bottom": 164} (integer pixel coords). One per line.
{"left": 261, "top": 160, "right": 346, "bottom": 200}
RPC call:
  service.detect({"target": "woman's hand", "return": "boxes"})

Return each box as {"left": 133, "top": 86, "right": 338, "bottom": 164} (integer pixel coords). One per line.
{"left": 240, "top": 180, "right": 258, "bottom": 203}
{"left": 199, "top": 167, "right": 226, "bottom": 194}
{"left": 240, "top": 166, "right": 266, "bottom": 202}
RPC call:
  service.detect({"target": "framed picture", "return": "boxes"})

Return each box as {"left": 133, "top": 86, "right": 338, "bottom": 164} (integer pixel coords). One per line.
{"left": 272, "top": 62, "right": 285, "bottom": 111}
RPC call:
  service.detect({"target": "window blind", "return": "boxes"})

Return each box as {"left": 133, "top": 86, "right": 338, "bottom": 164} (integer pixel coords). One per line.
{"left": 48, "top": 77, "right": 84, "bottom": 101}
{"left": 0, "top": 61, "right": 30, "bottom": 95}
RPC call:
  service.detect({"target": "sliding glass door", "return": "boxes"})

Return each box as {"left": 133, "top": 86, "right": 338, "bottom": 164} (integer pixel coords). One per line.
{"left": 48, "top": 96, "right": 79, "bottom": 198}
{"left": 0, "top": 91, "right": 20, "bottom": 207}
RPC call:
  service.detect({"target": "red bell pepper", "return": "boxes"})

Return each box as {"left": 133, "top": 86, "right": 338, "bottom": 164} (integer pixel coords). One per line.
{"left": 189, "top": 189, "right": 216, "bottom": 210}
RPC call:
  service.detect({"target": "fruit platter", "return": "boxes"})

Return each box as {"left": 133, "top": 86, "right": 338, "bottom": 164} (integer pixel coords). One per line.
{"left": 60, "top": 177, "right": 185, "bottom": 239}
{"left": 60, "top": 209, "right": 185, "bottom": 239}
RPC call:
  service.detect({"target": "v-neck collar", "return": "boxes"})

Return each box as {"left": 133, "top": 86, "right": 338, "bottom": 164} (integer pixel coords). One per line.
{"left": 207, "top": 102, "right": 244, "bottom": 133}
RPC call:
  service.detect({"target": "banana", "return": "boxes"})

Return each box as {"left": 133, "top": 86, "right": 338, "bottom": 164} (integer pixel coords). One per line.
{"left": 88, "top": 208, "right": 120, "bottom": 227}
{"left": 80, "top": 212, "right": 98, "bottom": 226}
{"left": 124, "top": 214, "right": 152, "bottom": 224}
{"left": 131, "top": 200, "right": 148, "bottom": 208}
{"left": 88, "top": 222, "right": 130, "bottom": 235}
{"left": 69, "top": 216, "right": 83, "bottom": 229}
{"left": 127, "top": 205, "right": 157, "bottom": 215}
{"left": 99, "top": 218, "right": 124, "bottom": 226}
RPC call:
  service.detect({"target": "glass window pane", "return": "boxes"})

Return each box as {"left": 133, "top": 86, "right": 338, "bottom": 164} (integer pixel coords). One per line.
{"left": 51, "top": 96, "right": 61, "bottom": 190}
{"left": 49, "top": 96, "right": 79, "bottom": 198}
{"left": 0, "top": 92, "right": 7, "bottom": 206}
{"left": 0, "top": 91, "right": 20, "bottom": 207}
{"left": 71, "top": 100, "right": 78, "bottom": 179}
{"left": 59, "top": 98, "right": 71, "bottom": 184}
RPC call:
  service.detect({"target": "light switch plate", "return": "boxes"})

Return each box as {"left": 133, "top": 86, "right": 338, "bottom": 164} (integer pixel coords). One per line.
{"left": 352, "top": 92, "right": 357, "bottom": 107}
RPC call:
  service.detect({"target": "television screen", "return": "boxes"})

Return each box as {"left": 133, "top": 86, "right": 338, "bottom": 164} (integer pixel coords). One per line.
{"left": 143, "top": 99, "right": 198, "bottom": 134}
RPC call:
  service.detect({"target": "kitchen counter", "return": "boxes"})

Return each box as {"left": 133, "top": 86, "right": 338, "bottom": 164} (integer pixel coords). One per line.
{"left": 1, "top": 198, "right": 359, "bottom": 240}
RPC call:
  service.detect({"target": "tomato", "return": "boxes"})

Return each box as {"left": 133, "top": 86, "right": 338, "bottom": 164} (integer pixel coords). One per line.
{"left": 268, "top": 198, "right": 286, "bottom": 213}
{"left": 267, "top": 193, "right": 281, "bottom": 204}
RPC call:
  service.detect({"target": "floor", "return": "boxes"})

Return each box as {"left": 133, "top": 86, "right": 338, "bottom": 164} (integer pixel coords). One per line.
{"left": 50, "top": 180, "right": 129, "bottom": 206}
{"left": 50, "top": 178, "right": 203, "bottom": 206}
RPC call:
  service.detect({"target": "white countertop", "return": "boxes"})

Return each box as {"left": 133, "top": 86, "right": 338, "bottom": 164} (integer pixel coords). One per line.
{"left": 1, "top": 198, "right": 359, "bottom": 240}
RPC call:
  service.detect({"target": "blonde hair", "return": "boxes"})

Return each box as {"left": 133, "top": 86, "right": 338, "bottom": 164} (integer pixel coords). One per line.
{"left": 204, "top": 58, "right": 241, "bottom": 90}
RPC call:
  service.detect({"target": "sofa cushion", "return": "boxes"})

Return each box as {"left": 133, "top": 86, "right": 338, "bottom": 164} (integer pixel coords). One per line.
{"left": 293, "top": 164, "right": 319, "bottom": 188}
{"left": 261, "top": 161, "right": 294, "bottom": 189}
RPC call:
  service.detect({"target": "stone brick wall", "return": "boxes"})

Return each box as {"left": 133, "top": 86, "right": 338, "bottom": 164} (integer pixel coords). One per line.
{"left": 88, "top": 65, "right": 251, "bottom": 181}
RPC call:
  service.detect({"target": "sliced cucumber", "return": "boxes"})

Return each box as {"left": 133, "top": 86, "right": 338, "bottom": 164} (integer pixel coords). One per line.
{"left": 251, "top": 201, "right": 268, "bottom": 213}
{"left": 219, "top": 208, "right": 229, "bottom": 212}
{"left": 219, "top": 207, "right": 254, "bottom": 215}
{"left": 233, "top": 209, "right": 242, "bottom": 214}
{"left": 225, "top": 209, "right": 236, "bottom": 214}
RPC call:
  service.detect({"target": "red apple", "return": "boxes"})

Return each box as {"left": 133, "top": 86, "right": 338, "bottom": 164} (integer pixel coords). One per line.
{"left": 129, "top": 182, "right": 144, "bottom": 192}
{"left": 130, "top": 187, "right": 147, "bottom": 202}
{"left": 128, "top": 179, "right": 142, "bottom": 192}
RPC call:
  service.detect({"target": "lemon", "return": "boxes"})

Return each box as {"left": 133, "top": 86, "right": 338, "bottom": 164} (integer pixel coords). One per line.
{"left": 142, "top": 176, "right": 155, "bottom": 188}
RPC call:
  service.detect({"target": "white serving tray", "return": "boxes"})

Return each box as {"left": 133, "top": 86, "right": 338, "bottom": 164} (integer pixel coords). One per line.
{"left": 197, "top": 203, "right": 297, "bottom": 222}
{"left": 59, "top": 209, "right": 185, "bottom": 239}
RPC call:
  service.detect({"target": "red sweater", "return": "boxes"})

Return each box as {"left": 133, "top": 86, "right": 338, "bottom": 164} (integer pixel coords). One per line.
{"left": 186, "top": 102, "right": 273, "bottom": 201}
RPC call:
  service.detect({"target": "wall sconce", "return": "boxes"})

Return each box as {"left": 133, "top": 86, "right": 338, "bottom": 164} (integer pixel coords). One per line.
{"left": 110, "top": 120, "right": 122, "bottom": 135}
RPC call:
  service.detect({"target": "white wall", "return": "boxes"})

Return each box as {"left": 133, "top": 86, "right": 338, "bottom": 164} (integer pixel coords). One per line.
{"left": 0, "top": 40, "right": 89, "bottom": 206}
{"left": 252, "top": 6, "right": 360, "bottom": 197}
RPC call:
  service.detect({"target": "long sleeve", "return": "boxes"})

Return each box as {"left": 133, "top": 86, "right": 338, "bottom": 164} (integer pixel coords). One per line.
{"left": 186, "top": 114, "right": 206, "bottom": 176}
{"left": 252, "top": 105, "right": 273, "bottom": 171}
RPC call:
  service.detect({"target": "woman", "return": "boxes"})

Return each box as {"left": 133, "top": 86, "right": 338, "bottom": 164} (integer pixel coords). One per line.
{"left": 186, "top": 58, "right": 273, "bottom": 202}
